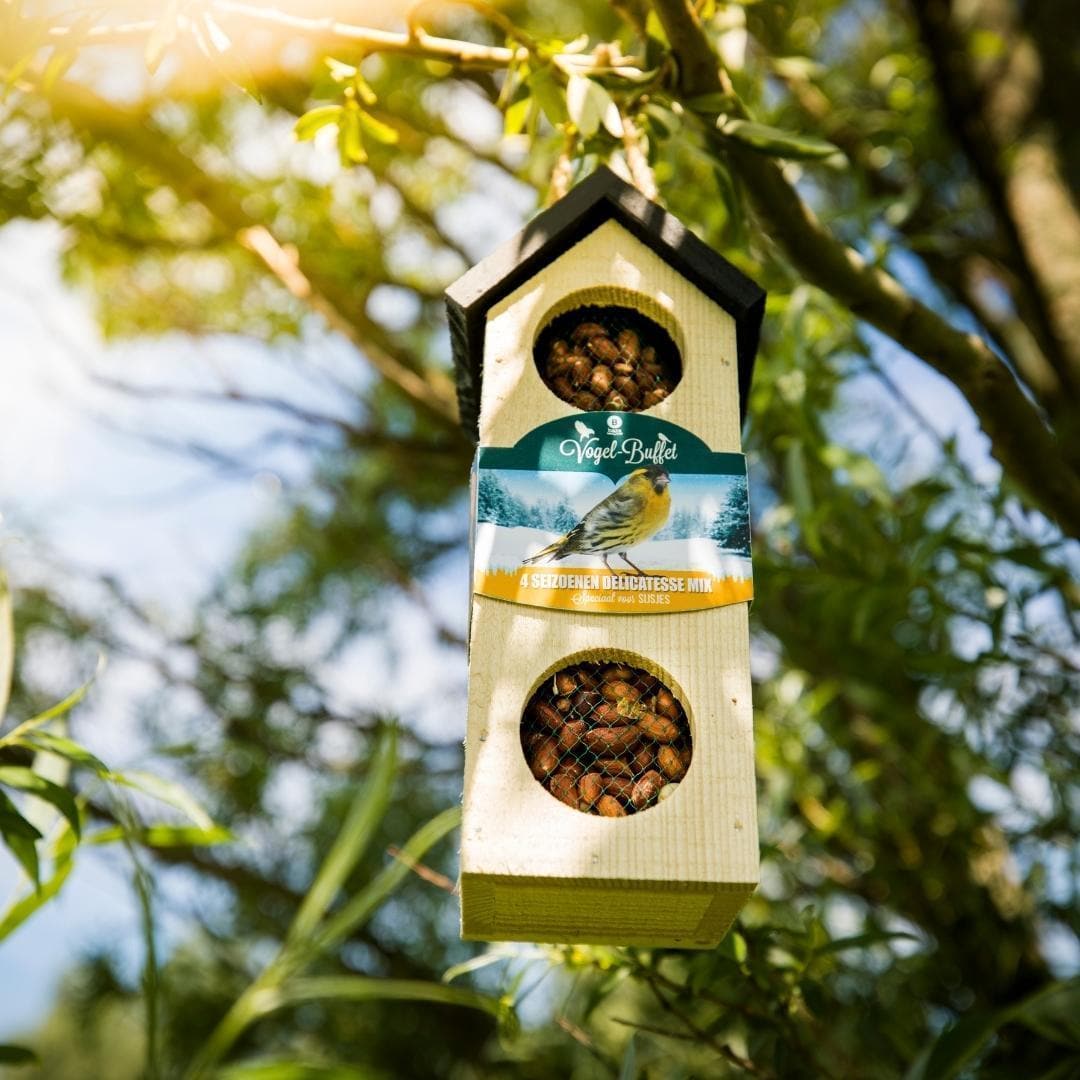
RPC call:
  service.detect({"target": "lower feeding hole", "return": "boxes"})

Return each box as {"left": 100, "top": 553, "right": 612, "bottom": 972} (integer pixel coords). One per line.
{"left": 521, "top": 658, "right": 692, "bottom": 816}
{"left": 535, "top": 304, "right": 682, "bottom": 413}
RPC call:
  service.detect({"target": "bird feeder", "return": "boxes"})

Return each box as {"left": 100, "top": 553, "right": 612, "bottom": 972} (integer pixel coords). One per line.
{"left": 446, "top": 166, "right": 765, "bottom": 947}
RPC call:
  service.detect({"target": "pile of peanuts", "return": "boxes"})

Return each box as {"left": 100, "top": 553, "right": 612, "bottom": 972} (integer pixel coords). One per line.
{"left": 521, "top": 660, "right": 692, "bottom": 816}
{"left": 540, "top": 311, "right": 679, "bottom": 412}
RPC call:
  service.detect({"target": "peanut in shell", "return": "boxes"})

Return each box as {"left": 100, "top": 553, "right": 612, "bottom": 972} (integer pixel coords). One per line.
{"left": 637, "top": 713, "right": 680, "bottom": 743}
{"left": 597, "top": 794, "right": 627, "bottom": 817}
{"left": 583, "top": 726, "right": 642, "bottom": 755}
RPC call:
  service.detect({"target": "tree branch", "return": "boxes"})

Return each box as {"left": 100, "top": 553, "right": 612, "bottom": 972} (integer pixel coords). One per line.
{"left": 912, "top": 0, "right": 1080, "bottom": 399}
{"left": 649, "top": 0, "right": 1080, "bottom": 538}
{"left": 40, "top": 82, "right": 462, "bottom": 429}
{"left": 46, "top": 3, "right": 522, "bottom": 69}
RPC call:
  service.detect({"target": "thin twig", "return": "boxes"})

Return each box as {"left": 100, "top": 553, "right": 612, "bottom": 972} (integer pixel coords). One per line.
{"left": 386, "top": 845, "right": 457, "bottom": 894}
{"left": 645, "top": 977, "right": 765, "bottom": 1076}
{"left": 46, "top": 3, "right": 524, "bottom": 68}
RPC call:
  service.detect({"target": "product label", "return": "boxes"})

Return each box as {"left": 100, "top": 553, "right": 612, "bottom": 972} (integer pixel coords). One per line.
{"left": 471, "top": 413, "right": 752, "bottom": 614}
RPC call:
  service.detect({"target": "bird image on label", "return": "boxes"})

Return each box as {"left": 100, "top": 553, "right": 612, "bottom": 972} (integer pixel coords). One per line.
{"left": 522, "top": 466, "right": 671, "bottom": 576}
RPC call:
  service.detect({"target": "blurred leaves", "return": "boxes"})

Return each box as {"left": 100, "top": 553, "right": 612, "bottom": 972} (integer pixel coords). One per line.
{"left": 716, "top": 116, "right": 844, "bottom": 162}
{"left": 185, "top": 728, "right": 500, "bottom": 1079}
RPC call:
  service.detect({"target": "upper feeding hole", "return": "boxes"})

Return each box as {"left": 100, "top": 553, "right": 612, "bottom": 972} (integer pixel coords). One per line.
{"left": 534, "top": 304, "right": 682, "bottom": 414}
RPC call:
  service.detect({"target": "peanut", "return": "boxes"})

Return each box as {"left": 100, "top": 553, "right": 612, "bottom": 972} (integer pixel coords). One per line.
{"left": 602, "top": 775, "right": 635, "bottom": 800}
{"left": 587, "top": 336, "right": 620, "bottom": 363}
{"left": 555, "top": 671, "right": 577, "bottom": 696}
{"left": 578, "top": 773, "right": 603, "bottom": 807}
{"left": 572, "top": 390, "right": 601, "bottom": 411}
{"left": 557, "top": 719, "right": 586, "bottom": 753}
{"left": 533, "top": 701, "right": 563, "bottom": 732}
{"left": 595, "top": 757, "right": 634, "bottom": 777}
{"left": 591, "top": 701, "right": 632, "bottom": 726}
{"left": 583, "top": 726, "right": 642, "bottom": 755}
{"left": 597, "top": 794, "right": 627, "bottom": 817}
{"left": 656, "top": 689, "right": 679, "bottom": 719}
{"left": 632, "top": 745, "right": 656, "bottom": 774}
{"left": 637, "top": 713, "right": 680, "bottom": 743}
{"left": 658, "top": 745, "right": 687, "bottom": 780}
{"left": 529, "top": 737, "right": 561, "bottom": 779}
{"left": 631, "top": 769, "right": 662, "bottom": 809}
{"left": 601, "top": 680, "right": 640, "bottom": 705}
{"left": 589, "top": 365, "right": 614, "bottom": 396}
{"left": 569, "top": 356, "right": 593, "bottom": 388}
{"left": 551, "top": 376, "right": 574, "bottom": 399}
{"left": 548, "top": 772, "right": 578, "bottom": 807}
{"left": 571, "top": 321, "right": 607, "bottom": 342}
{"left": 617, "top": 328, "right": 640, "bottom": 361}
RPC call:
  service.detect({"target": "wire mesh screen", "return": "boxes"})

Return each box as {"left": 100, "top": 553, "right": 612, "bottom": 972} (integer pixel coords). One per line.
{"left": 534, "top": 305, "right": 682, "bottom": 413}
{"left": 521, "top": 659, "right": 692, "bottom": 816}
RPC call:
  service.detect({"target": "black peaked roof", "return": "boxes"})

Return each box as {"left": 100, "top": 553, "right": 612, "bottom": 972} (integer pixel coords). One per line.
{"left": 445, "top": 165, "right": 766, "bottom": 440}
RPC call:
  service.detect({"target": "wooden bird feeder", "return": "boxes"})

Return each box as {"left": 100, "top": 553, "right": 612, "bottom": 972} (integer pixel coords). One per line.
{"left": 446, "top": 166, "right": 765, "bottom": 947}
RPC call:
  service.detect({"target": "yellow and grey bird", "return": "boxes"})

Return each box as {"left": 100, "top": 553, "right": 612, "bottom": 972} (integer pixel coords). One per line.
{"left": 524, "top": 466, "right": 671, "bottom": 575}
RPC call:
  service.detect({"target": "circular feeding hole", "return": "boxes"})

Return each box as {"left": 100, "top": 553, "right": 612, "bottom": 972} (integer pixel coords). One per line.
{"left": 521, "top": 658, "right": 692, "bottom": 816}
{"left": 534, "top": 304, "right": 682, "bottom": 413}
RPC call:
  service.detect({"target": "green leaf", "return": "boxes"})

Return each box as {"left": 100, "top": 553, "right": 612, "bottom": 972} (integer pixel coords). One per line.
{"left": 112, "top": 770, "right": 214, "bottom": 831}
{"left": 312, "top": 804, "right": 460, "bottom": 955}
{"left": 217, "top": 1061, "right": 370, "bottom": 1080}
{"left": 906, "top": 980, "right": 1080, "bottom": 1080}
{"left": 0, "top": 655, "right": 104, "bottom": 748}
{"left": 0, "top": 1045, "right": 38, "bottom": 1066}
{"left": 713, "top": 162, "right": 746, "bottom": 245}
{"left": 528, "top": 68, "right": 566, "bottom": 126}
{"left": 0, "top": 791, "right": 42, "bottom": 841}
{"left": 718, "top": 930, "right": 748, "bottom": 963}
{"left": 618, "top": 1034, "right": 637, "bottom": 1080}
{"left": 784, "top": 440, "right": 821, "bottom": 555}
{"left": 19, "top": 731, "right": 109, "bottom": 775}
{"left": 503, "top": 95, "right": 532, "bottom": 137}
{"left": 287, "top": 727, "right": 397, "bottom": 947}
{"left": 324, "top": 57, "right": 358, "bottom": 83}
{"left": 339, "top": 104, "right": 367, "bottom": 165}
{"left": 685, "top": 92, "right": 737, "bottom": 115}
{"left": 88, "top": 823, "right": 232, "bottom": 848}
{"left": 352, "top": 73, "right": 378, "bottom": 107}
{"left": 1012, "top": 979, "right": 1080, "bottom": 1048}
{"left": 0, "top": 573, "right": 12, "bottom": 724}
{"left": 0, "top": 766, "right": 80, "bottom": 839}
{"left": 357, "top": 111, "right": 399, "bottom": 146}
{"left": 717, "top": 117, "right": 843, "bottom": 161}
{"left": 566, "top": 74, "right": 614, "bottom": 138}
{"left": 294, "top": 105, "right": 343, "bottom": 142}
{"left": 273, "top": 976, "right": 509, "bottom": 1027}
{"left": 442, "top": 945, "right": 519, "bottom": 984}
{"left": 0, "top": 822, "right": 77, "bottom": 940}
{"left": 0, "top": 795, "right": 40, "bottom": 888}
{"left": 905, "top": 1013, "right": 997, "bottom": 1080}
{"left": 814, "top": 930, "right": 918, "bottom": 956}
